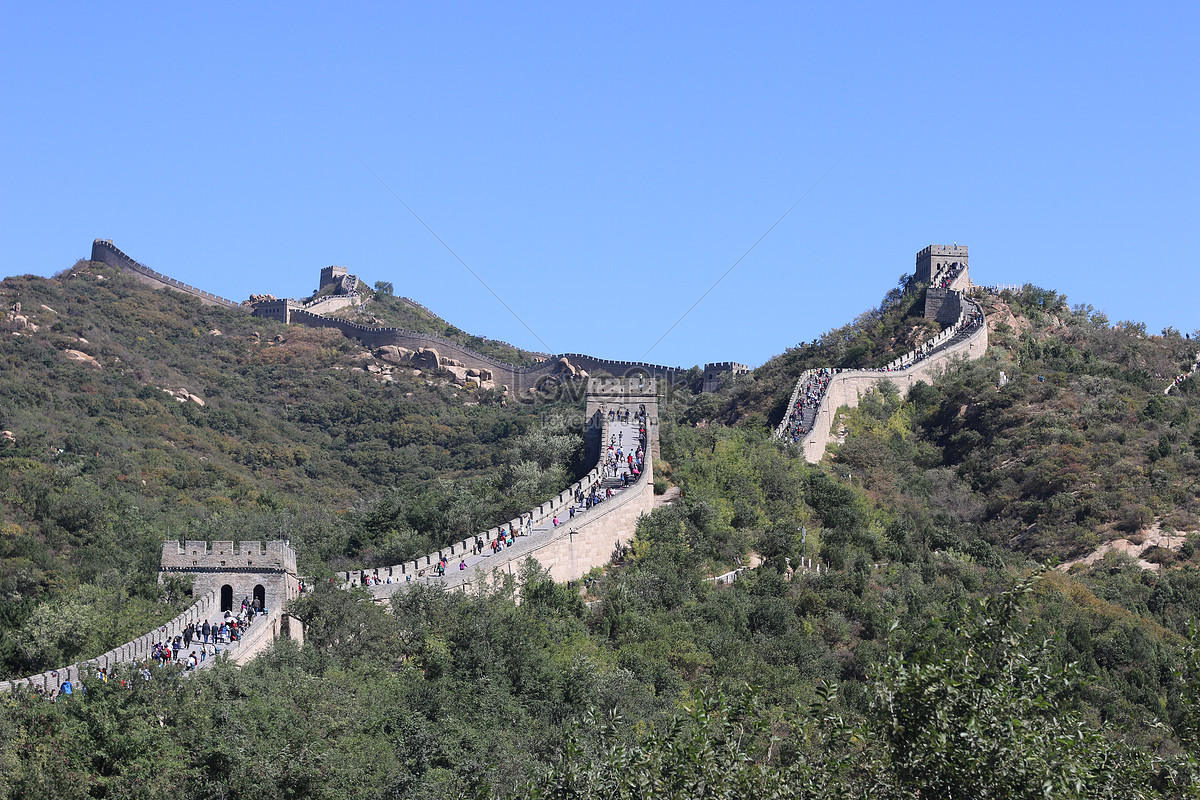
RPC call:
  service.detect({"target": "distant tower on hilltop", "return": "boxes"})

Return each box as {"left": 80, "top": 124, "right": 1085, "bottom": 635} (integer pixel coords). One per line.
{"left": 916, "top": 244, "right": 972, "bottom": 323}
{"left": 702, "top": 362, "right": 751, "bottom": 393}
{"left": 319, "top": 265, "right": 348, "bottom": 292}
{"left": 914, "top": 244, "right": 969, "bottom": 286}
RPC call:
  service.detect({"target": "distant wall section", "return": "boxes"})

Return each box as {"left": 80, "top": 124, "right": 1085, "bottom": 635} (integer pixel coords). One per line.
{"left": 90, "top": 240, "right": 243, "bottom": 309}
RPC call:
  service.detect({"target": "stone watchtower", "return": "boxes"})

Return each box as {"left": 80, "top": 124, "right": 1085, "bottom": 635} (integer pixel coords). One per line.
{"left": 160, "top": 540, "right": 300, "bottom": 614}
{"left": 701, "top": 362, "right": 750, "bottom": 393}
{"left": 319, "top": 265, "right": 348, "bottom": 292}
{"left": 917, "top": 244, "right": 971, "bottom": 323}
{"left": 915, "top": 244, "right": 969, "bottom": 286}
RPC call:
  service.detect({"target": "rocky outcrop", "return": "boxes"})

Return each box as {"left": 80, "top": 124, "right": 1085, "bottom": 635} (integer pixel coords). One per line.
{"left": 64, "top": 349, "right": 100, "bottom": 368}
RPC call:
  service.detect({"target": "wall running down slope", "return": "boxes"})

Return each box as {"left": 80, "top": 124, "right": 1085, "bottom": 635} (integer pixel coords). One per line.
{"left": 774, "top": 260, "right": 989, "bottom": 463}
{"left": 0, "top": 591, "right": 222, "bottom": 694}
{"left": 91, "top": 240, "right": 242, "bottom": 309}
{"left": 344, "top": 377, "right": 659, "bottom": 600}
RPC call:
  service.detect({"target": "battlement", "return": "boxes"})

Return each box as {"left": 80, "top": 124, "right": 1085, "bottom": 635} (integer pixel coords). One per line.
{"left": 916, "top": 244, "right": 968, "bottom": 259}
{"left": 160, "top": 540, "right": 297, "bottom": 573}
{"left": 91, "top": 240, "right": 243, "bottom": 309}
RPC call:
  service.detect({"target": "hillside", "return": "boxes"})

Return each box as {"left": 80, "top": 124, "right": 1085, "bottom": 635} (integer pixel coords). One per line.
{"left": 3, "top": 274, "right": 1200, "bottom": 798}
{"left": 814, "top": 286, "right": 1200, "bottom": 560}
{"left": 331, "top": 287, "right": 549, "bottom": 368}
{"left": 0, "top": 260, "right": 584, "bottom": 677}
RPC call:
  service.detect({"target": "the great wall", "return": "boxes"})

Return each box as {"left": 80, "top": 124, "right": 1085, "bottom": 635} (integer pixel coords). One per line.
{"left": 89, "top": 239, "right": 728, "bottom": 393}
{"left": 773, "top": 245, "right": 989, "bottom": 462}
{"left": 0, "top": 241, "right": 993, "bottom": 693}
{"left": 0, "top": 378, "right": 657, "bottom": 693}
{"left": 0, "top": 541, "right": 303, "bottom": 694}
{"left": 343, "top": 377, "right": 659, "bottom": 597}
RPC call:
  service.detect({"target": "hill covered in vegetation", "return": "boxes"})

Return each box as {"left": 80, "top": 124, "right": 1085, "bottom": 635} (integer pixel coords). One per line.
{"left": 0, "top": 260, "right": 584, "bottom": 677}
{"left": 2, "top": 269, "right": 1200, "bottom": 799}
{"left": 331, "top": 285, "right": 549, "bottom": 367}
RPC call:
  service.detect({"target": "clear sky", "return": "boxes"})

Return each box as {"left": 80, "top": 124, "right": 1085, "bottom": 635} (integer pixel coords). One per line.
{"left": 3, "top": 2, "right": 1197, "bottom": 368}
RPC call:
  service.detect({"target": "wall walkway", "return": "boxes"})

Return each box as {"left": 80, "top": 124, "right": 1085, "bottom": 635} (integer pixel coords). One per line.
{"left": 774, "top": 286, "right": 989, "bottom": 463}
{"left": 91, "top": 240, "right": 242, "bottom": 309}
{"left": 343, "top": 379, "right": 659, "bottom": 598}
{"left": 0, "top": 590, "right": 220, "bottom": 694}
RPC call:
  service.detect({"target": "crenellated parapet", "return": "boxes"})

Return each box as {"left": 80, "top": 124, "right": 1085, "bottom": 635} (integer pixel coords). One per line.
{"left": 90, "top": 239, "right": 243, "bottom": 309}
{"left": 160, "top": 540, "right": 297, "bottom": 573}
{"left": 342, "top": 379, "right": 658, "bottom": 596}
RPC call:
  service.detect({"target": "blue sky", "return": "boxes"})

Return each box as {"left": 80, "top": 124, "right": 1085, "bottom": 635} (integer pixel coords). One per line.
{"left": 3, "top": 1, "right": 1197, "bottom": 368}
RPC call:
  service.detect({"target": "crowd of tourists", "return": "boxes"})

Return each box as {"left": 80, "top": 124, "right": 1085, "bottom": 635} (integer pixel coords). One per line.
{"left": 784, "top": 369, "right": 832, "bottom": 443}
{"left": 933, "top": 262, "right": 964, "bottom": 289}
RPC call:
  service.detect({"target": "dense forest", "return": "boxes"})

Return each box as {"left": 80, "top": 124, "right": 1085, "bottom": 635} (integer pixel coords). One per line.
{"left": 2, "top": 262, "right": 1200, "bottom": 798}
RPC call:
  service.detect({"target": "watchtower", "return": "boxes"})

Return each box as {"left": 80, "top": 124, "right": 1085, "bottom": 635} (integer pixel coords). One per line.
{"left": 702, "top": 362, "right": 750, "bottom": 393}
{"left": 915, "top": 244, "right": 969, "bottom": 286}
{"left": 319, "top": 265, "right": 348, "bottom": 292}
{"left": 160, "top": 540, "right": 300, "bottom": 614}
{"left": 916, "top": 244, "right": 971, "bottom": 323}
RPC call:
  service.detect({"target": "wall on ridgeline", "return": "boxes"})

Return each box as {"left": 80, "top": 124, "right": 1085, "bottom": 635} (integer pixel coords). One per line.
{"left": 777, "top": 244, "right": 990, "bottom": 463}
{"left": 462, "top": 448, "right": 654, "bottom": 590}
{"left": 90, "top": 240, "right": 243, "bottom": 310}
{"left": 345, "top": 379, "right": 659, "bottom": 599}
{"left": 798, "top": 310, "right": 988, "bottom": 462}
{"left": 91, "top": 240, "right": 695, "bottom": 393}
{"left": 282, "top": 309, "right": 690, "bottom": 392}
{"left": 358, "top": 430, "right": 655, "bottom": 597}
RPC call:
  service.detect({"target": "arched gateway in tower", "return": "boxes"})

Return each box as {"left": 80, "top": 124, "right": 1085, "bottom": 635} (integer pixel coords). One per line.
{"left": 160, "top": 540, "right": 300, "bottom": 617}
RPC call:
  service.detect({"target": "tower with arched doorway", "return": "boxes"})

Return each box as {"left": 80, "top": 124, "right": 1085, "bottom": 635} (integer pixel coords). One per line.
{"left": 159, "top": 540, "right": 300, "bottom": 620}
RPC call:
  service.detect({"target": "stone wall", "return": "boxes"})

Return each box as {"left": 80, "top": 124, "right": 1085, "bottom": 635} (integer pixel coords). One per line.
{"left": 356, "top": 422, "right": 655, "bottom": 598}
{"left": 280, "top": 309, "right": 690, "bottom": 393}
{"left": 0, "top": 589, "right": 219, "bottom": 694}
{"left": 93, "top": 240, "right": 697, "bottom": 393}
{"left": 344, "top": 379, "right": 660, "bottom": 599}
{"left": 923, "top": 287, "right": 962, "bottom": 324}
{"left": 796, "top": 309, "right": 989, "bottom": 462}
{"left": 300, "top": 295, "right": 359, "bottom": 315}
{"left": 462, "top": 449, "right": 654, "bottom": 590}
{"left": 90, "top": 240, "right": 243, "bottom": 309}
